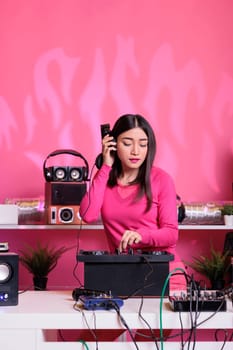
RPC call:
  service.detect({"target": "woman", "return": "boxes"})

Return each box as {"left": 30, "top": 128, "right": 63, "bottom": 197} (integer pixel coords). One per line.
{"left": 80, "top": 113, "right": 186, "bottom": 291}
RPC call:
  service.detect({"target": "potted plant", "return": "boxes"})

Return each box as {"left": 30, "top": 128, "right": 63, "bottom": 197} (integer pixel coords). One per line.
{"left": 221, "top": 204, "right": 233, "bottom": 226}
{"left": 19, "top": 242, "right": 70, "bottom": 290}
{"left": 186, "top": 245, "right": 230, "bottom": 290}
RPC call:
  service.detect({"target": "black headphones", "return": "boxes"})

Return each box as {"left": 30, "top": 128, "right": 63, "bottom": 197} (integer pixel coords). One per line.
{"left": 43, "top": 149, "right": 89, "bottom": 182}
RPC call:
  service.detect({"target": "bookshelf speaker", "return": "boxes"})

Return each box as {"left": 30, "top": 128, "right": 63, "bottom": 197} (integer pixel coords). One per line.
{"left": 0, "top": 253, "right": 18, "bottom": 306}
{"left": 45, "top": 182, "right": 86, "bottom": 206}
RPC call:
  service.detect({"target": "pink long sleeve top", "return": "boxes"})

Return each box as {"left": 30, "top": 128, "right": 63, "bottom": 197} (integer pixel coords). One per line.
{"left": 79, "top": 164, "right": 180, "bottom": 261}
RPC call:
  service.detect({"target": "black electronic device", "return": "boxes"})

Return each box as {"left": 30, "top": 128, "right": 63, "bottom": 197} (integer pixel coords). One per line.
{"left": 0, "top": 253, "right": 18, "bottom": 306}
{"left": 100, "top": 123, "right": 116, "bottom": 143}
{"left": 79, "top": 295, "right": 124, "bottom": 310}
{"left": 45, "top": 182, "right": 86, "bottom": 206}
{"left": 72, "top": 287, "right": 111, "bottom": 301}
{"left": 0, "top": 242, "right": 9, "bottom": 252}
{"left": 43, "top": 149, "right": 89, "bottom": 182}
{"left": 77, "top": 250, "right": 174, "bottom": 297}
{"left": 176, "top": 194, "right": 186, "bottom": 223}
{"left": 101, "top": 123, "right": 112, "bottom": 138}
{"left": 169, "top": 291, "right": 227, "bottom": 312}
{"left": 78, "top": 249, "right": 174, "bottom": 263}
{"left": 95, "top": 124, "right": 116, "bottom": 169}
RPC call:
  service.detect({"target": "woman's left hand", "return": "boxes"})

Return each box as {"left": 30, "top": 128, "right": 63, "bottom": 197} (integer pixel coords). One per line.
{"left": 118, "top": 230, "right": 142, "bottom": 252}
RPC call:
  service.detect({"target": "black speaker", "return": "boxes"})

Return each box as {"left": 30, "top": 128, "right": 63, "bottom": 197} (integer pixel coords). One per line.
{"left": 45, "top": 166, "right": 88, "bottom": 182}
{"left": 223, "top": 232, "right": 233, "bottom": 285}
{"left": 43, "top": 149, "right": 89, "bottom": 182}
{"left": 0, "top": 253, "right": 18, "bottom": 306}
{"left": 45, "top": 182, "right": 87, "bottom": 206}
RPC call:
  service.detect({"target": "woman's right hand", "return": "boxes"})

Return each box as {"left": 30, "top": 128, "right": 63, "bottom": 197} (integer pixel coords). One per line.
{"left": 118, "top": 230, "right": 142, "bottom": 252}
{"left": 102, "top": 135, "right": 117, "bottom": 167}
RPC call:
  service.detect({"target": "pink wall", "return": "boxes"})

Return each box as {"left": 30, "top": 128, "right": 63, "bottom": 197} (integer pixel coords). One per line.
{"left": 0, "top": 0, "right": 232, "bottom": 202}
{"left": 0, "top": 1, "right": 232, "bottom": 290}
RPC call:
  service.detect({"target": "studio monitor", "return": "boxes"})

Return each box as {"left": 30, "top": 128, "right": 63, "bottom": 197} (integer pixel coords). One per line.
{"left": 46, "top": 205, "right": 82, "bottom": 225}
{"left": 43, "top": 149, "right": 89, "bottom": 182}
{"left": 45, "top": 182, "right": 87, "bottom": 224}
{"left": 0, "top": 253, "right": 18, "bottom": 306}
{"left": 45, "top": 182, "right": 87, "bottom": 206}
{"left": 45, "top": 166, "right": 88, "bottom": 182}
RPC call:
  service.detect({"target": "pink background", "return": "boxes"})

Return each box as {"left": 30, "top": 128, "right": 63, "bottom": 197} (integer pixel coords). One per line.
{"left": 0, "top": 0, "right": 232, "bottom": 290}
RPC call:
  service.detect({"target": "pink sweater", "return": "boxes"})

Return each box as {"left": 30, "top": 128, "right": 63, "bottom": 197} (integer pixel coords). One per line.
{"left": 80, "top": 164, "right": 180, "bottom": 261}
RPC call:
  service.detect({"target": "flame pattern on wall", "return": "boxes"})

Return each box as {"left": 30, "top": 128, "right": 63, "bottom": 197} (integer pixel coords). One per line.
{"left": 0, "top": 0, "right": 232, "bottom": 202}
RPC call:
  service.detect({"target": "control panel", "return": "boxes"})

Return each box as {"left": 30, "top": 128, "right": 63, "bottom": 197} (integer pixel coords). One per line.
{"left": 169, "top": 290, "right": 227, "bottom": 312}
{"left": 77, "top": 249, "right": 174, "bottom": 263}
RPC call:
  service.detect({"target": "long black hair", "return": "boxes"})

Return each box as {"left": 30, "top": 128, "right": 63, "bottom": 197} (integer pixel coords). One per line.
{"left": 108, "top": 114, "right": 156, "bottom": 212}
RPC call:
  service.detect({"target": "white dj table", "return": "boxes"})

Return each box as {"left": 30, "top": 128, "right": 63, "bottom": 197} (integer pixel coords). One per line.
{"left": 0, "top": 290, "right": 232, "bottom": 349}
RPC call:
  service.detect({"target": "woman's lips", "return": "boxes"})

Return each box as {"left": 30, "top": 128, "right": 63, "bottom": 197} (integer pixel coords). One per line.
{"left": 129, "top": 158, "right": 140, "bottom": 163}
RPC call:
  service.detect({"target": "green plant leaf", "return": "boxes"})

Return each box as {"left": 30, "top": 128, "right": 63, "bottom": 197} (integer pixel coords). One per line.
{"left": 19, "top": 242, "right": 71, "bottom": 278}
{"left": 184, "top": 244, "right": 230, "bottom": 285}
{"left": 221, "top": 204, "right": 233, "bottom": 215}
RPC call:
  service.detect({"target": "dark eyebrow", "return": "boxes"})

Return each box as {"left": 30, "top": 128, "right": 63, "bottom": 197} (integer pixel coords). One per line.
{"left": 121, "top": 137, "right": 148, "bottom": 141}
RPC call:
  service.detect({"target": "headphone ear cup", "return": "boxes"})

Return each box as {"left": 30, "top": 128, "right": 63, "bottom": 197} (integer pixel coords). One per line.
{"left": 95, "top": 154, "right": 103, "bottom": 170}
{"left": 83, "top": 167, "right": 88, "bottom": 181}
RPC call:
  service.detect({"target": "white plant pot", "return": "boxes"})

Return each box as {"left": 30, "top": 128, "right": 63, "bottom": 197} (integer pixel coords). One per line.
{"left": 224, "top": 215, "right": 233, "bottom": 226}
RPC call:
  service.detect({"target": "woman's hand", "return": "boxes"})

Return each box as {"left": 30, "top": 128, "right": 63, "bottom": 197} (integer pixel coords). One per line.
{"left": 118, "top": 230, "right": 142, "bottom": 252}
{"left": 102, "top": 135, "right": 117, "bottom": 167}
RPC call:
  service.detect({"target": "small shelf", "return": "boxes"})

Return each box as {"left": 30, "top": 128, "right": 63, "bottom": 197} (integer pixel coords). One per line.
{"left": 0, "top": 224, "right": 232, "bottom": 230}
{"left": 0, "top": 224, "right": 103, "bottom": 230}
{"left": 179, "top": 224, "right": 233, "bottom": 230}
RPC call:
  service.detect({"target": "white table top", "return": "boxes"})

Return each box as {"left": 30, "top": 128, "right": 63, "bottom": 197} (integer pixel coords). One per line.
{"left": 0, "top": 290, "right": 232, "bottom": 330}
